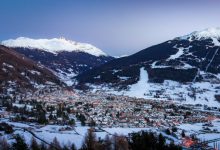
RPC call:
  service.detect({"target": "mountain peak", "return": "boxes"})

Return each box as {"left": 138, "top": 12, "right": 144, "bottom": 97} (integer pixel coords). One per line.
{"left": 1, "top": 37, "right": 107, "bottom": 57}
{"left": 178, "top": 27, "right": 220, "bottom": 41}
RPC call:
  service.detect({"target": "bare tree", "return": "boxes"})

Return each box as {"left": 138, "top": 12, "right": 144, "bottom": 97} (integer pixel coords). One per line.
{"left": 49, "top": 137, "right": 62, "bottom": 150}
{"left": 30, "top": 137, "right": 40, "bottom": 150}
{"left": 0, "top": 137, "right": 10, "bottom": 150}
{"left": 81, "top": 128, "right": 97, "bottom": 150}
{"left": 112, "top": 134, "right": 129, "bottom": 150}
{"left": 104, "top": 135, "right": 112, "bottom": 150}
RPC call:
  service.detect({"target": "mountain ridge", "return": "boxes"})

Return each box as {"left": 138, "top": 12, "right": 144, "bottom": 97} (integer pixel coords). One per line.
{"left": 1, "top": 37, "right": 114, "bottom": 85}
{"left": 1, "top": 37, "right": 108, "bottom": 57}
{"left": 74, "top": 28, "right": 220, "bottom": 106}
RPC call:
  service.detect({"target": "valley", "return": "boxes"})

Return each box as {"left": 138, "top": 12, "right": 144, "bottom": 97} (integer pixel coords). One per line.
{"left": 1, "top": 28, "right": 220, "bottom": 149}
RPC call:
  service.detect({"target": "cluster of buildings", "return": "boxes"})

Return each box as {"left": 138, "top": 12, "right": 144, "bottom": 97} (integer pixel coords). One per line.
{"left": 67, "top": 91, "right": 220, "bottom": 129}
{"left": 1, "top": 86, "right": 220, "bottom": 130}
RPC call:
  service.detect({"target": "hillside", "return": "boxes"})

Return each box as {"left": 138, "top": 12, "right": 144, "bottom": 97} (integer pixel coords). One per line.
{"left": 0, "top": 45, "right": 63, "bottom": 94}
{"left": 75, "top": 28, "right": 220, "bottom": 106}
{"left": 1, "top": 37, "right": 114, "bottom": 85}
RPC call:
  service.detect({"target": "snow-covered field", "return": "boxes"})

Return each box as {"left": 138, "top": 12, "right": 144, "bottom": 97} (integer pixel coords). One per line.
{"left": 2, "top": 119, "right": 220, "bottom": 149}
{"left": 178, "top": 119, "right": 220, "bottom": 147}
{"left": 0, "top": 119, "right": 152, "bottom": 149}
{"left": 97, "top": 68, "right": 220, "bottom": 107}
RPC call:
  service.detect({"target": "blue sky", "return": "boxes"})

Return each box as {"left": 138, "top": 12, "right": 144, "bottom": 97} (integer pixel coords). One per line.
{"left": 1, "top": 0, "right": 220, "bottom": 56}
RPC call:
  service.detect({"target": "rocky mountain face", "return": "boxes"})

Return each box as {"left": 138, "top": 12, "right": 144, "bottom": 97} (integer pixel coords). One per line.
{"left": 0, "top": 45, "right": 63, "bottom": 94}
{"left": 1, "top": 37, "right": 114, "bottom": 86}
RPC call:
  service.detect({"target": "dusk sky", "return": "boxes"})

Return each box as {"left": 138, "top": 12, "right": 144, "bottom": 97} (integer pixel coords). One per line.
{"left": 1, "top": 0, "right": 220, "bottom": 56}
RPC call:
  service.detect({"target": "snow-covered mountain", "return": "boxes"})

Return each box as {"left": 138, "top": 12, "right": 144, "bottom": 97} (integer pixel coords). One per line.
{"left": 179, "top": 27, "right": 220, "bottom": 41}
{"left": 2, "top": 37, "right": 107, "bottom": 56}
{"left": 1, "top": 37, "right": 114, "bottom": 86}
{"left": 76, "top": 28, "right": 220, "bottom": 106}
{"left": 0, "top": 45, "right": 63, "bottom": 94}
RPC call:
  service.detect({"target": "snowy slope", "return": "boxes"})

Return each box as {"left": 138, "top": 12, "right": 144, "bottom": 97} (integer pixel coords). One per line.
{"left": 0, "top": 45, "right": 63, "bottom": 93}
{"left": 1, "top": 37, "right": 107, "bottom": 57}
{"left": 179, "top": 27, "right": 220, "bottom": 41}
{"left": 96, "top": 68, "right": 220, "bottom": 107}
{"left": 123, "top": 67, "right": 149, "bottom": 98}
{"left": 1, "top": 37, "right": 114, "bottom": 86}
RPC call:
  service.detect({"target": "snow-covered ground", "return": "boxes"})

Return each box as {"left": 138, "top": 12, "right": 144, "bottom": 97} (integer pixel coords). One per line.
{"left": 0, "top": 119, "right": 152, "bottom": 149}
{"left": 2, "top": 118, "right": 220, "bottom": 149}
{"left": 178, "top": 119, "right": 220, "bottom": 147}
{"left": 2, "top": 37, "right": 107, "bottom": 57}
{"left": 167, "top": 47, "right": 184, "bottom": 60}
{"left": 93, "top": 68, "right": 220, "bottom": 107}
{"left": 123, "top": 67, "right": 149, "bottom": 98}
{"left": 55, "top": 68, "right": 77, "bottom": 86}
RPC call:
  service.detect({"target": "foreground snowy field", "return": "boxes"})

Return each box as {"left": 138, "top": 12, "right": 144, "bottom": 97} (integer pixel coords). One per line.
{"left": 0, "top": 119, "right": 153, "bottom": 149}
{"left": 1, "top": 118, "right": 220, "bottom": 149}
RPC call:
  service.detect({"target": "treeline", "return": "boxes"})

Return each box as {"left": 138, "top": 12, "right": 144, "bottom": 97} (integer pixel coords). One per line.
{"left": 0, "top": 129, "right": 182, "bottom": 150}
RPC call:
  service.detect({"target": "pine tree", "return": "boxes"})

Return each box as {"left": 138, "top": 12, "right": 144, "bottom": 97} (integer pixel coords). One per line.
{"left": 70, "top": 144, "right": 76, "bottom": 150}
{"left": 157, "top": 133, "right": 166, "bottom": 150}
{"left": 12, "top": 134, "right": 29, "bottom": 150}
{"left": 181, "top": 130, "right": 185, "bottom": 137}
{"left": 30, "top": 137, "right": 40, "bottom": 150}
{"left": 38, "top": 111, "right": 47, "bottom": 124}
{"left": 49, "top": 137, "right": 62, "bottom": 150}
{"left": 62, "top": 145, "right": 70, "bottom": 150}
{"left": 104, "top": 135, "right": 112, "bottom": 150}
{"left": 40, "top": 142, "right": 48, "bottom": 150}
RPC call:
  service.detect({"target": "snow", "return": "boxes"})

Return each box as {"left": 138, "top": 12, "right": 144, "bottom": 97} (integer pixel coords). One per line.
{"left": 55, "top": 68, "right": 76, "bottom": 86}
{"left": 2, "top": 63, "right": 14, "bottom": 69}
{"left": 118, "top": 76, "right": 130, "bottom": 80}
{"left": 178, "top": 119, "right": 220, "bottom": 142}
{"left": 212, "top": 37, "right": 220, "bottom": 46}
{"left": 0, "top": 120, "right": 151, "bottom": 149}
{"left": 151, "top": 61, "right": 170, "bottom": 69}
{"left": 97, "top": 68, "right": 220, "bottom": 107}
{"left": 179, "top": 27, "right": 220, "bottom": 41}
{"left": 123, "top": 67, "right": 149, "bottom": 98}
{"left": 181, "top": 63, "right": 194, "bottom": 69}
{"left": 1, "top": 37, "right": 107, "bottom": 57}
{"left": 29, "top": 70, "right": 41, "bottom": 75}
{"left": 114, "top": 55, "right": 128, "bottom": 58}
{"left": 167, "top": 47, "right": 184, "bottom": 60}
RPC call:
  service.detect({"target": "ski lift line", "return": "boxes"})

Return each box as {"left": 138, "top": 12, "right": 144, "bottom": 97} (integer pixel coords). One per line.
{"left": 205, "top": 48, "right": 219, "bottom": 72}
{"left": 192, "top": 68, "right": 200, "bottom": 83}
{"left": 192, "top": 48, "right": 213, "bottom": 83}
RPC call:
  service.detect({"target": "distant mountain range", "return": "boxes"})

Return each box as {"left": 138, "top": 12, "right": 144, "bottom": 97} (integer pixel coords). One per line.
{"left": 1, "top": 37, "right": 114, "bottom": 85}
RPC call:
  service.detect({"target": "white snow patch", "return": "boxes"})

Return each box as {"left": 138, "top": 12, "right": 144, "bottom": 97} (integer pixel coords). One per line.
{"left": 124, "top": 67, "right": 149, "bottom": 98}
{"left": 167, "top": 47, "right": 184, "bottom": 60}
{"left": 55, "top": 69, "right": 76, "bottom": 86}
{"left": 2, "top": 63, "right": 14, "bottom": 69}
{"left": 212, "top": 37, "right": 220, "bottom": 46}
{"left": 178, "top": 27, "right": 220, "bottom": 41}
{"left": 2, "top": 37, "right": 107, "bottom": 57}
{"left": 29, "top": 70, "right": 41, "bottom": 75}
